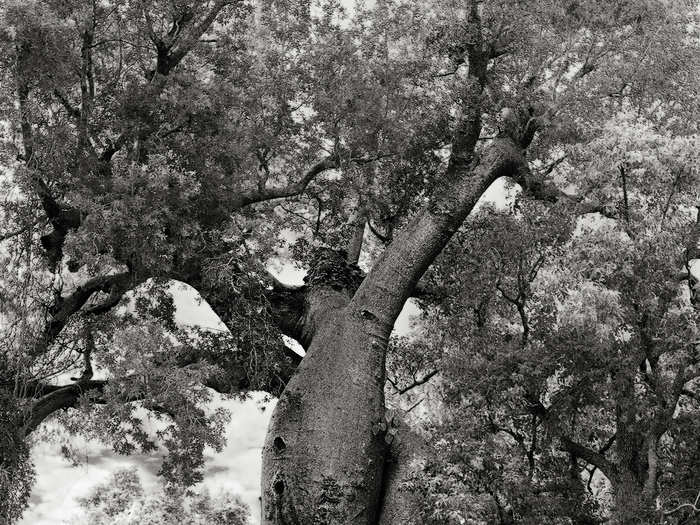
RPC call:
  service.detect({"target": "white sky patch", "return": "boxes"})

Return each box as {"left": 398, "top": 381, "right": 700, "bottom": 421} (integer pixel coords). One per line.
{"left": 21, "top": 392, "right": 274, "bottom": 525}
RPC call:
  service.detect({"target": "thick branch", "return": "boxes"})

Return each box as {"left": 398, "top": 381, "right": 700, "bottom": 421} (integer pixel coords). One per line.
{"left": 559, "top": 435, "right": 618, "bottom": 483}
{"left": 528, "top": 398, "right": 618, "bottom": 482}
{"left": 349, "top": 9, "right": 531, "bottom": 323}
{"left": 22, "top": 376, "right": 181, "bottom": 436}
{"left": 265, "top": 281, "right": 308, "bottom": 345}
{"left": 346, "top": 212, "right": 366, "bottom": 265}
{"left": 352, "top": 136, "right": 527, "bottom": 324}
{"left": 149, "top": 0, "right": 234, "bottom": 78}
{"left": 166, "top": 1, "right": 233, "bottom": 71}
{"left": 22, "top": 380, "right": 107, "bottom": 435}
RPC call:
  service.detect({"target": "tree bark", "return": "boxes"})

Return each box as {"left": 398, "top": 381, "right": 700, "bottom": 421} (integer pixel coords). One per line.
{"left": 261, "top": 135, "right": 529, "bottom": 524}
{"left": 377, "top": 418, "right": 431, "bottom": 525}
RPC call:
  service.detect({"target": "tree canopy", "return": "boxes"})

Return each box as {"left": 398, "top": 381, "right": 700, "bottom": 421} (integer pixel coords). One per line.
{"left": 75, "top": 467, "right": 251, "bottom": 525}
{"left": 0, "top": 0, "right": 699, "bottom": 523}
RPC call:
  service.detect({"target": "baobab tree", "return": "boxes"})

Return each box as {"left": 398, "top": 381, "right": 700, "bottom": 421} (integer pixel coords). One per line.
{"left": 0, "top": 0, "right": 698, "bottom": 524}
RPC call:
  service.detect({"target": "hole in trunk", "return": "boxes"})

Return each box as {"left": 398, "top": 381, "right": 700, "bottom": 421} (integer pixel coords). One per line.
{"left": 273, "top": 480, "right": 285, "bottom": 495}
{"left": 273, "top": 436, "right": 286, "bottom": 452}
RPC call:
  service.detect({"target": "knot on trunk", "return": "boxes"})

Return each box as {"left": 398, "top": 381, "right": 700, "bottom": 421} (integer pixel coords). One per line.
{"left": 305, "top": 247, "right": 363, "bottom": 293}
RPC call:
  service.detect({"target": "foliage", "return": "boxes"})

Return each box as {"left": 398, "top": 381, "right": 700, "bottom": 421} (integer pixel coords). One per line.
{"left": 0, "top": 0, "right": 698, "bottom": 521}
{"left": 413, "top": 111, "right": 700, "bottom": 522}
{"left": 0, "top": 391, "right": 35, "bottom": 524}
{"left": 75, "top": 467, "right": 251, "bottom": 525}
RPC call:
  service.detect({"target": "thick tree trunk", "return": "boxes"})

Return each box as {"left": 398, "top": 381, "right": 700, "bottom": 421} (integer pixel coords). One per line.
{"left": 612, "top": 381, "right": 659, "bottom": 525}
{"left": 612, "top": 472, "right": 657, "bottom": 525}
{"left": 261, "top": 265, "right": 390, "bottom": 523}
{"left": 260, "top": 137, "right": 529, "bottom": 524}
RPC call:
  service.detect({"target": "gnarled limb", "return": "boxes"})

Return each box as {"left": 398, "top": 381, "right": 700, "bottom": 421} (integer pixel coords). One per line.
{"left": 21, "top": 380, "right": 108, "bottom": 436}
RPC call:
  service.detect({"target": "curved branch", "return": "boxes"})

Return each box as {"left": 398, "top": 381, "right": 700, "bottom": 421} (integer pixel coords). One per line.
{"left": 663, "top": 489, "right": 700, "bottom": 517}
{"left": 230, "top": 157, "right": 338, "bottom": 210}
{"left": 22, "top": 376, "right": 183, "bottom": 436}
{"left": 353, "top": 136, "right": 528, "bottom": 324}
{"left": 367, "top": 219, "right": 390, "bottom": 243}
{"left": 22, "top": 380, "right": 108, "bottom": 435}
{"left": 37, "top": 272, "right": 135, "bottom": 356}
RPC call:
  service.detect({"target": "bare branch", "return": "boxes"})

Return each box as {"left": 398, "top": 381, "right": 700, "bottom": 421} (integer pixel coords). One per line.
{"left": 388, "top": 370, "right": 439, "bottom": 395}
{"left": 663, "top": 489, "right": 700, "bottom": 517}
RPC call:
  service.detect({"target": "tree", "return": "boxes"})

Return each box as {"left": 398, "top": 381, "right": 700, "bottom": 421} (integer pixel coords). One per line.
{"left": 75, "top": 467, "right": 251, "bottom": 525}
{"left": 0, "top": 0, "right": 698, "bottom": 524}
{"left": 404, "top": 109, "right": 700, "bottom": 524}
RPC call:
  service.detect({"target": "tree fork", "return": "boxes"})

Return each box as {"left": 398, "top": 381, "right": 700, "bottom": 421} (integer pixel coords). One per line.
{"left": 261, "top": 135, "right": 529, "bottom": 524}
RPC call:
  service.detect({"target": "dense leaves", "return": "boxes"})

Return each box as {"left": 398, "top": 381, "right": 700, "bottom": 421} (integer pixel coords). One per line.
{"left": 0, "top": 0, "right": 698, "bottom": 522}
{"left": 75, "top": 467, "right": 251, "bottom": 525}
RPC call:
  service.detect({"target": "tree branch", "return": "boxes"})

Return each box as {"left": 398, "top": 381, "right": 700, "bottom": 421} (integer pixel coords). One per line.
{"left": 353, "top": 136, "right": 527, "bottom": 326}
{"left": 149, "top": 0, "right": 235, "bottom": 78}
{"left": 663, "top": 489, "right": 700, "bottom": 517}
{"left": 0, "top": 219, "right": 45, "bottom": 243}
{"left": 22, "top": 375, "right": 180, "bottom": 436}
{"left": 22, "top": 380, "right": 108, "bottom": 435}
{"left": 79, "top": 24, "right": 95, "bottom": 146}
{"left": 167, "top": 1, "right": 233, "bottom": 69}
{"left": 52, "top": 88, "right": 81, "bottom": 120}
{"left": 367, "top": 219, "right": 390, "bottom": 243}
{"left": 559, "top": 435, "right": 618, "bottom": 483}
{"left": 37, "top": 272, "right": 135, "bottom": 356}
{"left": 230, "top": 157, "right": 338, "bottom": 210}
{"left": 528, "top": 399, "right": 618, "bottom": 482}
{"left": 389, "top": 370, "right": 439, "bottom": 395}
